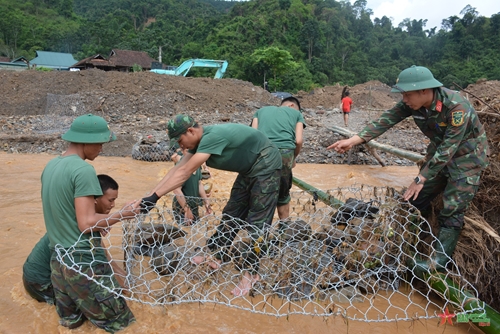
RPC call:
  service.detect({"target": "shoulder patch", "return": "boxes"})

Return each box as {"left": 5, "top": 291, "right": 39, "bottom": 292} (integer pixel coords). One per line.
{"left": 451, "top": 110, "right": 465, "bottom": 126}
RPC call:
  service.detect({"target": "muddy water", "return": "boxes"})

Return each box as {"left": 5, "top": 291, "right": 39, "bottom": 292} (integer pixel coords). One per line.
{"left": 0, "top": 153, "right": 481, "bottom": 334}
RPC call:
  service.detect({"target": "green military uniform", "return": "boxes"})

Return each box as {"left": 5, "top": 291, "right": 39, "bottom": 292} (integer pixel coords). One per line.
{"left": 358, "top": 86, "right": 489, "bottom": 229}
{"left": 253, "top": 106, "right": 305, "bottom": 205}
{"left": 172, "top": 163, "right": 203, "bottom": 224}
{"left": 23, "top": 234, "right": 54, "bottom": 304}
{"left": 42, "top": 114, "right": 134, "bottom": 331}
{"left": 188, "top": 123, "right": 282, "bottom": 273}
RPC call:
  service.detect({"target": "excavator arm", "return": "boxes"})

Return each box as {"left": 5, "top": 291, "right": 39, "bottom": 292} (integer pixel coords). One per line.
{"left": 151, "top": 59, "right": 228, "bottom": 79}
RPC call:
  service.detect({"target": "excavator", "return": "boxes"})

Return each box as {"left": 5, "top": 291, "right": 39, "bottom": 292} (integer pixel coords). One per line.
{"left": 150, "top": 59, "right": 228, "bottom": 79}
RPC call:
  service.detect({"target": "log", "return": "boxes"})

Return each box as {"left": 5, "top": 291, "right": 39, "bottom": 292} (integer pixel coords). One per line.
{"left": 328, "top": 125, "right": 424, "bottom": 163}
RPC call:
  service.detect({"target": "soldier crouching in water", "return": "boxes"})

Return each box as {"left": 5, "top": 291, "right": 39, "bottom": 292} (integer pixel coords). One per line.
{"left": 141, "top": 114, "right": 281, "bottom": 296}
{"left": 328, "top": 65, "right": 489, "bottom": 276}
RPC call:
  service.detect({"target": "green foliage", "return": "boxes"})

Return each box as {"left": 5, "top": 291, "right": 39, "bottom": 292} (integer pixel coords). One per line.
{"left": 132, "top": 63, "right": 143, "bottom": 72}
{"left": 251, "top": 46, "right": 299, "bottom": 91}
{"left": 1, "top": 0, "right": 499, "bottom": 92}
{"left": 35, "top": 66, "right": 53, "bottom": 72}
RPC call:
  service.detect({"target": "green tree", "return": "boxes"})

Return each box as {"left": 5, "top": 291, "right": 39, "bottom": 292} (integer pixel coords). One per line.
{"left": 251, "top": 46, "right": 298, "bottom": 91}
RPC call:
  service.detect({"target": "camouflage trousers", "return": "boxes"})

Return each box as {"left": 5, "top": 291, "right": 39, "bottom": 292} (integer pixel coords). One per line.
{"left": 278, "top": 149, "right": 294, "bottom": 206}
{"left": 22, "top": 275, "right": 55, "bottom": 305}
{"left": 207, "top": 169, "right": 280, "bottom": 274}
{"left": 410, "top": 170, "right": 481, "bottom": 229}
{"left": 50, "top": 254, "right": 135, "bottom": 333}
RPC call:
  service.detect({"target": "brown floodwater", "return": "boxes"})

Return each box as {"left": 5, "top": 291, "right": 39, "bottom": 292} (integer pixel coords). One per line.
{"left": 0, "top": 152, "right": 482, "bottom": 333}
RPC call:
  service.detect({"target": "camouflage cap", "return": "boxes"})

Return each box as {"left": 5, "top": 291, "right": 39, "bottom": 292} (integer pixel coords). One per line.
{"left": 167, "top": 114, "right": 196, "bottom": 144}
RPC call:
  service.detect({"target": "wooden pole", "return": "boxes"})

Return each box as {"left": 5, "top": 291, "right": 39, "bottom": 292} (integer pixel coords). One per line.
{"left": 328, "top": 125, "right": 424, "bottom": 163}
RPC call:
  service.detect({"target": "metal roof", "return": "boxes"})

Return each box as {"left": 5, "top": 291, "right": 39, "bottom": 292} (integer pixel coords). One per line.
{"left": 30, "top": 51, "right": 78, "bottom": 69}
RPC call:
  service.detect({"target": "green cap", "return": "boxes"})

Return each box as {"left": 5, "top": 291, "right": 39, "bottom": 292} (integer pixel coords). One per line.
{"left": 167, "top": 114, "right": 196, "bottom": 145}
{"left": 391, "top": 65, "right": 443, "bottom": 93}
{"left": 61, "top": 114, "right": 116, "bottom": 143}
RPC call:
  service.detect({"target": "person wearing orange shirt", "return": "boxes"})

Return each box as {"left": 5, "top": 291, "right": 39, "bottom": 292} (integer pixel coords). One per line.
{"left": 341, "top": 91, "right": 353, "bottom": 127}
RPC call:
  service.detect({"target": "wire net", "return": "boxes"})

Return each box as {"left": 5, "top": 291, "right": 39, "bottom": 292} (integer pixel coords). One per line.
{"left": 53, "top": 186, "right": 485, "bottom": 322}
{"left": 34, "top": 93, "right": 91, "bottom": 134}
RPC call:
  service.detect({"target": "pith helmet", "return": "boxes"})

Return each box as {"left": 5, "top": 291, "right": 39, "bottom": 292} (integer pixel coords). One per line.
{"left": 62, "top": 114, "right": 116, "bottom": 143}
{"left": 391, "top": 65, "right": 443, "bottom": 93}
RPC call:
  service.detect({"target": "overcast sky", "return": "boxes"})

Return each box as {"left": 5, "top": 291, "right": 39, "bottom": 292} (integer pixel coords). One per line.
{"left": 351, "top": 0, "right": 500, "bottom": 29}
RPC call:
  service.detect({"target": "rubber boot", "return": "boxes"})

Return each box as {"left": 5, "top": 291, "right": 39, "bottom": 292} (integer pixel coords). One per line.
{"left": 410, "top": 227, "right": 461, "bottom": 279}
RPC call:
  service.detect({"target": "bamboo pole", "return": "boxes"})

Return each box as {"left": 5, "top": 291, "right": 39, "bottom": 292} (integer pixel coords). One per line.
{"left": 292, "top": 176, "right": 344, "bottom": 209}
{"left": 328, "top": 125, "right": 424, "bottom": 163}
{"left": 427, "top": 272, "right": 500, "bottom": 334}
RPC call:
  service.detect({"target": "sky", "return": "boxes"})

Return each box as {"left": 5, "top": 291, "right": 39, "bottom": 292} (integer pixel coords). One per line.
{"left": 351, "top": 0, "right": 500, "bottom": 29}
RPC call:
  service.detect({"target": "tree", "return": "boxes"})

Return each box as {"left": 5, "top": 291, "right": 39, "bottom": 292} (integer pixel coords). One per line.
{"left": 300, "top": 18, "right": 321, "bottom": 62}
{"left": 251, "top": 46, "right": 298, "bottom": 91}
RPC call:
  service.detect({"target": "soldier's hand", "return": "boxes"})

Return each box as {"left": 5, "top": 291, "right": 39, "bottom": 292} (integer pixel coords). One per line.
{"left": 327, "top": 135, "right": 364, "bottom": 153}
{"left": 327, "top": 139, "right": 352, "bottom": 153}
{"left": 403, "top": 182, "right": 425, "bottom": 201}
{"left": 140, "top": 193, "right": 160, "bottom": 214}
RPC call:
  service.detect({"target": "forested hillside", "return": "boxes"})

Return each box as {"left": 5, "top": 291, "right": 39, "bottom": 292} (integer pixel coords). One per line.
{"left": 1, "top": 0, "right": 499, "bottom": 92}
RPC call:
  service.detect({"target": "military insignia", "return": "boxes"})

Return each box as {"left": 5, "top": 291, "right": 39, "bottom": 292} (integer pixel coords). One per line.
{"left": 436, "top": 100, "right": 442, "bottom": 112}
{"left": 451, "top": 110, "right": 465, "bottom": 126}
{"left": 438, "top": 122, "right": 447, "bottom": 127}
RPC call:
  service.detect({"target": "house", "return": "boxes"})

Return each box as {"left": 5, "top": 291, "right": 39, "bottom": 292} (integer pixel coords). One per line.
{"left": 71, "top": 49, "right": 158, "bottom": 72}
{"left": 107, "top": 49, "right": 157, "bottom": 71}
{"left": 30, "top": 51, "right": 78, "bottom": 70}
{"left": 0, "top": 56, "right": 29, "bottom": 71}
{"left": 71, "top": 54, "right": 114, "bottom": 71}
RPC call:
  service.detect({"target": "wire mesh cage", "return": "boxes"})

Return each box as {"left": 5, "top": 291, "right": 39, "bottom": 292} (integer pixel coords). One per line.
{"left": 54, "top": 186, "right": 484, "bottom": 322}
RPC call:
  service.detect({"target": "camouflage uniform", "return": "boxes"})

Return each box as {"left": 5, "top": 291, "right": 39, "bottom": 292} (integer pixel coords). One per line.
{"left": 277, "top": 149, "right": 295, "bottom": 205}
{"left": 358, "top": 87, "right": 489, "bottom": 229}
{"left": 51, "top": 253, "right": 135, "bottom": 332}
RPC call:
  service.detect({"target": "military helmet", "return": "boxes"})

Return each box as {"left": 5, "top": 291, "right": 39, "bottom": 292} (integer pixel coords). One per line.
{"left": 62, "top": 114, "right": 116, "bottom": 143}
{"left": 391, "top": 65, "right": 443, "bottom": 93}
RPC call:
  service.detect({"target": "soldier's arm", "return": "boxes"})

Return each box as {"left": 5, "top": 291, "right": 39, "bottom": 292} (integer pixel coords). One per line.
{"left": 358, "top": 102, "right": 410, "bottom": 143}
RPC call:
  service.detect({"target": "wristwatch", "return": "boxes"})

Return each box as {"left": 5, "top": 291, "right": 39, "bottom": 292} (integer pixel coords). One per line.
{"left": 414, "top": 176, "right": 423, "bottom": 185}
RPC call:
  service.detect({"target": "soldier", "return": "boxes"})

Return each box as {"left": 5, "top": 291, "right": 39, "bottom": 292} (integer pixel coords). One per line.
{"left": 23, "top": 174, "right": 129, "bottom": 305}
{"left": 327, "top": 65, "right": 489, "bottom": 274}
{"left": 42, "top": 114, "right": 139, "bottom": 331}
{"left": 251, "top": 95, "right": 305, "bottom": 220}
{"left": 169, "top": 145, "right": 212, "bottom": 225}
{"left": 141, "top": 114, "right": 282, "bottom": 297}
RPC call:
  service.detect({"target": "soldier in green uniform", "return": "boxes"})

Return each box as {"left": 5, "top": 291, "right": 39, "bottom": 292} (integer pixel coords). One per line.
{"left": 169, "top": 145, "right": 212, "bottom": 225}
{"left": 327, "top": 65, "right": 489, "bottom": 275}
{"left": 141, "top": 114, "right": 282, "bottom": 297}
{"left": 23, "top": 174, "right": 129, "bottom": 305}
{"left": 42, "top": 114, "right": 139, "bottom": 331}
{"left": 251, "top": 96, "right": 305, "bottom": 220}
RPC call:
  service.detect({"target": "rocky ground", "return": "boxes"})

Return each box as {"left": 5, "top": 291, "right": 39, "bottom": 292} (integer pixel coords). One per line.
{"left": 0, "top": 70, "right": 499, "bottom": 168}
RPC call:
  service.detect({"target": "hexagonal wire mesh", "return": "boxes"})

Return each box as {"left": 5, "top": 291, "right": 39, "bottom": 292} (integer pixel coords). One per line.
{"left": 53, "top": 186, "right": 484, "bottom": 322}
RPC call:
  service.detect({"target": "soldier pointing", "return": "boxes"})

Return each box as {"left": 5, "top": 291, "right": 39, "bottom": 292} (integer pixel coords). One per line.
{"left": 328, "top": 65, "right": 489, "bottom": 274}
